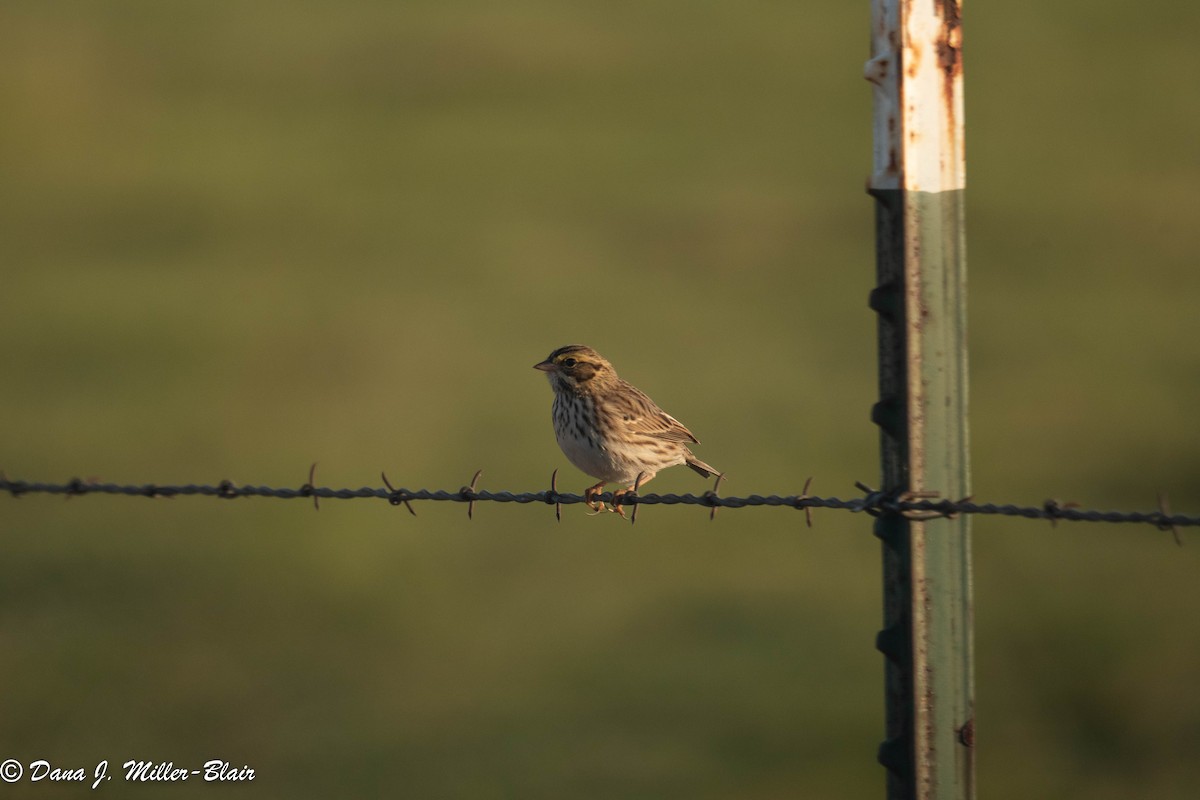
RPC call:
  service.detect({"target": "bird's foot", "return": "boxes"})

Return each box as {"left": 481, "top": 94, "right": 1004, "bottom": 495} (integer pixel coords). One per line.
{"left": 610, "top": 488, "right": 631, "bottom": 519}
{"left": 584, "top": 482, "right": 608, "bottom": 515}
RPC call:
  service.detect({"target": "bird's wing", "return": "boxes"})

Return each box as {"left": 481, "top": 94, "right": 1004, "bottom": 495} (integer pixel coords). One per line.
{"left": 615, "top": 382, "right": 701, "bottom": 444}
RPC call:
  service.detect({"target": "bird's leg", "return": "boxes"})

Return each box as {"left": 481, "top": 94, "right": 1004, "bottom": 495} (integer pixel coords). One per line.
{"left": 611, "top": 473, "right": 653, "bottom": 520}
{"left": 584, "top": 481, "right": 608, "bottom": 515}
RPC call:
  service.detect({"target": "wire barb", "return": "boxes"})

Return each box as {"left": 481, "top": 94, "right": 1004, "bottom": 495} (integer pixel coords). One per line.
{"left": 380, "top": 472, "right": 416, "bottom": 516}
{"left": 706, "top": 473, "right": 726, "bottom": 522}
{"left": 1158, "top": 492, "right": 1183, "bottom": 547}
{"left": 65, "top": 477, "right": 89, "bottom": 500}
{"left": 898, "top": 490, "right": 946, "bottom": 521}
{"left": 629, "top": 471, "right": 646, "bottom": 525}
{"left": 302, "top": 462, "right": 320, "bottom": 511}
{"left": 549, "top": 469, "right": 561, "bottom": 522}
{"left": 942, "top": 495, "right": 973, "bottom": 521}
{"left": 854, "top": 482, "right": 889, "bottom": 517}
{"left": 799, "top": 476, "right": 815, "bottom": 528}
{"left": 1043, "top": 498, "right": 1081, "bottom": 528}
{"left": 463, "top": 469, "right": 483, "bottom": 520}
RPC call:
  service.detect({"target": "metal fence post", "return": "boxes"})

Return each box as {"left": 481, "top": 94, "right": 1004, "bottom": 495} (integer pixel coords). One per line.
{"left": 866, "top": 1, "right": 973, "bottom": 799}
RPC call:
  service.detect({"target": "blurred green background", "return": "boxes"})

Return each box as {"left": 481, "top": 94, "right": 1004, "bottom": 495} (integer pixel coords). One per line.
{"left": 2, "top": 1, "right": 1198, "bottom": 797}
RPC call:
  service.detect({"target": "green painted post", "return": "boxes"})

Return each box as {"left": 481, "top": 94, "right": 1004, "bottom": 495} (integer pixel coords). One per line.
{"left": 865, "top": 1, "right": 974, "bottom": 799}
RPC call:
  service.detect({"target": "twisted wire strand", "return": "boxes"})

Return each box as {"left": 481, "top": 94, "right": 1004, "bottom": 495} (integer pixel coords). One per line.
{"left": 1, "top": 475, "right": 1195, "bottom": 533}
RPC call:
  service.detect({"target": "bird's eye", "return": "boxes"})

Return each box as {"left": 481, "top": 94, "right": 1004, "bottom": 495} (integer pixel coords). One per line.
{"left": 562, "top": 357, "right": 577, "bottom": 368}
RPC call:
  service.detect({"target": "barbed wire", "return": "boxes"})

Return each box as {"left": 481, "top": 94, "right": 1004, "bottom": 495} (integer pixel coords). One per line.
{"left": 0, "top": 469, "right": 1193, "bottom": 541}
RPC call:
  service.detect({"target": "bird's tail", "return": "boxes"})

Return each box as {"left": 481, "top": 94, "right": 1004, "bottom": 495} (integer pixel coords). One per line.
{"left": 685, "top": 456, "right": 722, "bottom": 479}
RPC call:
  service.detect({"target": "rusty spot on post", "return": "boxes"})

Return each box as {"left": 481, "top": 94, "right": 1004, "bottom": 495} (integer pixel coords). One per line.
{"left": 937, "top": 0, "right": 964, "bottom": 115}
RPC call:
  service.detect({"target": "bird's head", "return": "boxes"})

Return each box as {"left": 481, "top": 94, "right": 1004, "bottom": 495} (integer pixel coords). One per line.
{"left": 533, "top": 345, "right": 616, "bottom": 394}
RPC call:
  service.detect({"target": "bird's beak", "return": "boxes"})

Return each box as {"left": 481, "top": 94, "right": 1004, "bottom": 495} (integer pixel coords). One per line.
{"left": 533, "top": 360, "right": 557, "bottom": 372}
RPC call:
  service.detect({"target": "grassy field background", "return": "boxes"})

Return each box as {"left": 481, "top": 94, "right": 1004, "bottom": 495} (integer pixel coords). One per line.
{"left": 2, "top": 1, "right": 1198, "bottom": 797}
